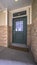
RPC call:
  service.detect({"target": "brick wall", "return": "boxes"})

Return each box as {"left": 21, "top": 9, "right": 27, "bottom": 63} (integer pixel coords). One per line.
{"left": 0, "top": 10, "right": 8, "bottom": 47}
{"left": 8, "top": 26, "right": 12, "bottom": 45}
{"left": 0, "top": 26, "right": 7, "bottom": 47}
{"left": 31, "top": 0, "right": 37, "bottom": 62}
{"left": 27, "top": 25, "right": 31, "bottom": 47}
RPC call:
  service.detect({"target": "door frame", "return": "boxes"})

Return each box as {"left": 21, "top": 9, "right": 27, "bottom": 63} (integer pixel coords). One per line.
{"left": 11, "top": 6, "right": 32, "bottom": 47}
{"left": 12, "top": 9, "right": 28, "bottom": 48}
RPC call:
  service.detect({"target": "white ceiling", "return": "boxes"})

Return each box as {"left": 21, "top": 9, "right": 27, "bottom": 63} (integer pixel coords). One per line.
{"left": 0, "top": 0, "right": 33, "bottom": 10}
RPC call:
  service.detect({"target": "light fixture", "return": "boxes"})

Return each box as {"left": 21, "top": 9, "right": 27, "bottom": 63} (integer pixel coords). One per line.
{"left": 15, "top": 0, "right": 18, "bottom": 2}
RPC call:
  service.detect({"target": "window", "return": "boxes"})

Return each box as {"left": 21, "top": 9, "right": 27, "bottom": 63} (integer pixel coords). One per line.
{"left": 15, "top": 21, "right": 23, "bottom": 31}
{"left": 13, "top": 11, "right": 26, "bottom": 17}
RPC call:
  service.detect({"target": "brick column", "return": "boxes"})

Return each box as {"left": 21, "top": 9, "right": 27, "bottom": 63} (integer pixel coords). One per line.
{"left": 31, "top": 0, "right": 37, "bottom": 62}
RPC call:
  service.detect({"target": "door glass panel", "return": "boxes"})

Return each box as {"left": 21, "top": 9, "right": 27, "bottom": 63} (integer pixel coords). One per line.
{"left": 15, "top": 21, "right": 23, "bottom": 31}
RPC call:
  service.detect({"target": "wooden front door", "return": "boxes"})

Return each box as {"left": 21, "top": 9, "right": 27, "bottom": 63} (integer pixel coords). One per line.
{"left": 12, "top": 16, "right": 27, "bottom": 44}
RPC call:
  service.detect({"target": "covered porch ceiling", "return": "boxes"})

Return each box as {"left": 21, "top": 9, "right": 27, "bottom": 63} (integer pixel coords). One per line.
{"left": 0, "top": 0, "right": 33, "bottom": 11}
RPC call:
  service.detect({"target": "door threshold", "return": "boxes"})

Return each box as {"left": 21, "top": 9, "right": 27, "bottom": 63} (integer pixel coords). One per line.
{"left": 9, "top": 44, "right": 29, "bottom": 52}
{"left": 12, "top": 43, "right": 28, "bottom": 48}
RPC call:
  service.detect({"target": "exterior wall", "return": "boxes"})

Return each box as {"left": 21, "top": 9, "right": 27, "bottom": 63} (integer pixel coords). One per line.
{"left": 0, "top": 10, "right": 8, "bottom": 47}
{"left": 8, "top": 26, "right": 12, "bottom": 45}
{"left": 0, "top": 26, "right": 7, "bottom": 47}
{"left": 0, "top": 6, "right": 32, "bottom": 47}
{"left": 31, "top": 0, "right": 37, "bottom": 62}
{"left": 8, "top": 12, "right": 12, "bottom": 45}
{"left": 27, "top": 25, "right": 31, "bottom": 47}
{"left": 0, "top": 12, "right": 6, "bottom": 26}
{"left": 8, "top": 5, "right": 32, "bottom": 47}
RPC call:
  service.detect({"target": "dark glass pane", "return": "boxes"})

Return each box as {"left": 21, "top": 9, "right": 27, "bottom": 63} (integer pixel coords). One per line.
{"left": 15, "top": 21, "right": 23, "bottom": 31}
{"left": 13, "top": 11, "right": 26, "bottom": 17}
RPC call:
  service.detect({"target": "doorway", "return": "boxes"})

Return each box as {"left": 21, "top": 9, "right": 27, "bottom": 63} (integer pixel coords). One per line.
{"left": 12, "top": 16, "right": 27, "bottom": 45}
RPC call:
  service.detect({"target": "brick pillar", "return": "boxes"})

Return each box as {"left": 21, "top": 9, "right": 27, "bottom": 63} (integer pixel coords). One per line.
{"left": 31, "top": 0, "right": 37, "bottom": 62}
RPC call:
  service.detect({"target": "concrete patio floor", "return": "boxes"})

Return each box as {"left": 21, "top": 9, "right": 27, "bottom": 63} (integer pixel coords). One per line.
{"left": 0, "top": 47, "right": 36, "bottom": 65}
